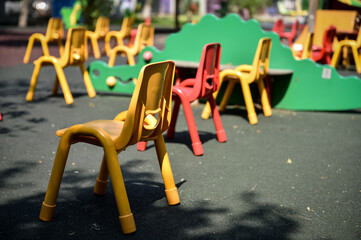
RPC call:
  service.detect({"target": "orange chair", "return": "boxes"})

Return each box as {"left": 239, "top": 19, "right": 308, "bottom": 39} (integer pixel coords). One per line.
{"left": 311, "top": 25, "right": 337, "bottom": 64}
{"left": 201, "top": 38, "right": 272, "bottom": 125}
{"left": 26, "top": 27, "right": 96, "bottom": 105}
{"left": 108, "top": 23, "right": 154, "bottom": 67}
{"left": 331, "top": 28, "right": 361, "bottom": 73}
{"left": 104, "top": 16, "right": 135, "bottom": 56}
{"left": 23, "top": 17, "right": 64, "bottom": 63}
{"left": 138, "top": 43, "right": 227, "bottom": 156}
{"left": 39, "top": 61, "right": 179, "bottom": 234}
{"left": 86, "top": 16, "right": 110, "bottom": 58}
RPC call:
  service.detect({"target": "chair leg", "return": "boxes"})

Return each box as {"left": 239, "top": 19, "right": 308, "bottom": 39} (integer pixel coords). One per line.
{"left": 94, "top": 155, "right": 109, "bottom": 195}
{"left": 52, "top": 76, "right": 59, "bottom": 96}
{"left": 53, "top": 64, "right": 74, "bottom": 104}
{"left": 331, "top": 46, "right": 342, "bottom": 68}
{"left": 351, "top": 46, "right": 361, "bottom": 73}
{"left": 166, "top": 97, "right": 181, "bottom": 139}
{"left": 80, "top": 64, "right": 96, "bottom": 98}
{"left": 137, "top": 141, "right": 148, "bottom": 151}
{"left": 208, "top": 96, "right": 227, "bottom": 143}
{"left": 240, "top": 79, "right": 258, "bottom": 124}
{"left": 103, "top": 146, "right": 136, "bottom": 234}
{"left": 181, "top": 99, "right": 203, "bottom": 156}
{"left": 154, "top": 135, "right": 180, "bottom": 206}
{"left": 39, "top": 136, "right": 72, "bottom": 222}
{"left": 90, "top": 37, "right": 101, "bottom": 59}
{"left": 257, "top": 78, "right": 272, "bottom": 117}
{"left": 219, "top": 80, "right": 236, "bottom": 112}
{"left": 26, "top": 61, "right": 42, "bottom": 102}
{"left": 23, "top": 36, "right": 36, "bottom": 64}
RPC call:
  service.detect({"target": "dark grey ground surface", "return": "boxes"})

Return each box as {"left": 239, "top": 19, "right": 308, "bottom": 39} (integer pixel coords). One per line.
{"left": 0, "top": 27, "right": 361, "bottom": 240}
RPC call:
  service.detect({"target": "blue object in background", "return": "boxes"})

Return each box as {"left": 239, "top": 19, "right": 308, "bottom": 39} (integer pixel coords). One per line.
{"left": 52, "top": 0, "right": 75, "bottom": 17}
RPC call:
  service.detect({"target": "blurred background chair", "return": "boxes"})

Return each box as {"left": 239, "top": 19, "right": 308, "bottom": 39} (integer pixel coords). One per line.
{"left": 104, "top": 16, "right": 135, "bottom": 56}
{"left": 108, "top": 22, "right": 154, "bottom": 67}
{"left": 202, "top": 38, "right": 272, "bottom": 125}
{"left": 39, "top": 61, "right": 179, "bottom": 235}
{"left": 311, "top": 25, "right": 337, "bottom": 64}
{"left": 331, "top": 28, "right": 361, "bottom": 73}
{"left": 87, "top": 16, "right": 110, "bottom": 58}
{"left": 23, "top": 17, "right": 64, "bottom": 63}
{"left": 26, "top": 27, "right": 96, "bottom": 104}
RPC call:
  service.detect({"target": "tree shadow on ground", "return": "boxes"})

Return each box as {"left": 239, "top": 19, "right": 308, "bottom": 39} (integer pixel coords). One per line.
{"left": 0, "top": 156, "right": 301, "bottom": 240}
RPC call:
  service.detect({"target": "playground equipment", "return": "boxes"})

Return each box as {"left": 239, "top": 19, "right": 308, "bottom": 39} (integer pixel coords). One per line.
{"left": 88, "top": 14, "right": 361, "bottom": 111}
{"left": 331, "top": 28, "right": 361, "bottom": 73}
{"left": 39, "top": 61, "right": 179, "bottom": 235}
{"left": 87, "top": 16, "right": 110, "bottom": 58}
{"left": 311, "top": 25, "right": 337, "bottom": 64}
{"left": 26, "top": 27, "right": 96, "bottom": 105}
{"left": 104, "top": 16, "right": 135, "bottom": 56}
{"left": 108, "top": 23, "right": 154, "bottom": 67}
{"left": 23, "top": 18, "right": 64, "bottom": 64}
{"left": 201, "top": 38, "right": 272, "bottom": 125}
{"left": 137, "top": 43, "right": 226, "bottom": 156}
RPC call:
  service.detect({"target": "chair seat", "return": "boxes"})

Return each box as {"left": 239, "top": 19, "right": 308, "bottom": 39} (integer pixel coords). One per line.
{"left": 56, "top": 119, "right": 125, "bottom": 145}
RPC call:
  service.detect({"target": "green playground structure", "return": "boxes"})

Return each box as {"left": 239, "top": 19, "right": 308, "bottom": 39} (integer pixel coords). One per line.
{"left": 88, "top": 14, "right": 361, "bottom": 111}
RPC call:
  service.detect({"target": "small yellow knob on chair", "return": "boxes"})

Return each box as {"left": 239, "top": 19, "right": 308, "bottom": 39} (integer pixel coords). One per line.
{"left": 106, "top": 76, "right": 117, "bottom": 88}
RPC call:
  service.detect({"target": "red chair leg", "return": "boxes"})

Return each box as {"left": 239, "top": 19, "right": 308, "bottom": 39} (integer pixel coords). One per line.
{"left": 166, "top": 97, "right": 181, "bottom": 139}
{"left": 208, "top": 96, "right": 227, "bottom": 143}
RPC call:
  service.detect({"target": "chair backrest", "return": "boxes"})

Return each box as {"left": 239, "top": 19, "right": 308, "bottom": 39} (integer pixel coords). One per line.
{"left": 356, "top": 28, "right": 361, "bottom": 48}
{"left": 290, "top": 19, "right": 299, "bottom": 37}
{"left": 250, "top": 37, "right": 272, "bottom": 81}
{"left": 192, "top": 43, "right": 221, "bottom": 99}
{"left": 272, "top": 19, "right": 284, "bottom": 35}
{"left": 120, "top": 16, "right": 135, "bottom": 37}
{"left": 131, "top": 23, "right": 155, "bottom": 54}
{"left": 95, "top": 16, "right": 110, "bottom": 37}
{"left": 45, "top": 18, "right": 64, "bottom": 41}
{"left": 322, "top": 25, "right": 337, "bottom": 53}
{"left": 115, "top": 61, "right": 175, "bottom": 148}
{"left": 60, "top": 27, "right": 88, "bottom": 66}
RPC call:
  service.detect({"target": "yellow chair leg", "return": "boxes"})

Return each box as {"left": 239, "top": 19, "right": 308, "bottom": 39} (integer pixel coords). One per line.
{"left": 219, "top": 80, "right": 236, "bottom": 112}
{"left": 331, "top": 46, "right": 342, "bottom": 68}
{"left": 240, "top": 79, "right": 257, "bottom": 125}
{"left": 94, "top": 156, "right": 109, "bottom": 195}
{"left": 351, "top": 46, "right": 361, "bottom": 73}
{"left": 257, "top": 78, "right": 272, "bottom": 117}
{"left": 23, "top": 37, "right": 36, "bottom": 64}
{"left": 40, "top": 136, "right": 71, "bottom": 221}
{"left": 54, "top": 64, "right": 73, "bottom": 104}
{"left": 26, "top": 61, "right": 42, "bottom": 102}
{"left": 80, "top": 64, "right": 96, "bottom": 98}
{"left": 52, "top": 77, "right": 59, "bottom": 96}
{"left": 154, "top": 135, "right": 180, "bottom": 206}
{"left": 103, "top": 146, "right": 136, "bottom": 234}
{"left": 90, "top": 37, "right": 101, "bottom": 59}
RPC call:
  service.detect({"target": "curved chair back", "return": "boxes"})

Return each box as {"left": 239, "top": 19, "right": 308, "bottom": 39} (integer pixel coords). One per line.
{"left": 132, "top": 23, "right": 155, "bottom": 54}
{"left": 272, "top": 19, "right": 284, "bottom": 35}
{"left": 117, "top": 61, "right": 175, "bottom": 147}
{"left": 251, "top": 38, "right": 272, "bottom": 82}
{"left": 45, "top": 18, "right": 64, "bottom": 41}
{"left": 95, "top": 16, "right": 110, "bottom": 38}
{"left": 121, "top": 16, "right": 135, "bottom": 38}
{"left": 61, "top": 27, "right": 88, "bottom": 66}
{"left": 356, "top": 28, "right": 361, "bottom": 47}
{"left": 193, "top": 43, "right": 221, "bottom": 99}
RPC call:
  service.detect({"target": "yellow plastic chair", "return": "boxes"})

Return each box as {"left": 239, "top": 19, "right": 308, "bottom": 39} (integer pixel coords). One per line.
{"left": 86, "top": 16, "right": 110, "bottom": 58}
{"left": 331, "top": 29, "right": 361, "bottom": 73}
{"left": 104, "top": 16, "right": 135, "bottom": 56}
{"left": 23, "top": 17, "right": 64, "bottom": 64}
{"left": 201, "top": 38, "right": 272, "bottom": 125}
{"left": 108, "top": 23, "right": 154, "bottom": 67}
{"left": 39, "top": 61, "right": 179, "bottom": 234}
{"left": 26, "top": 27, "right": 96, "bottom": 105}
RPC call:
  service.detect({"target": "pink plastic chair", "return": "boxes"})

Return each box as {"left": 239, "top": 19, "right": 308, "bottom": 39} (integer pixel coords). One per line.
{"left": 137, "top": 43, "right": 227, "bottom": 156}
{"left": 312, "top": 25, "right": 337, "bottom": 64}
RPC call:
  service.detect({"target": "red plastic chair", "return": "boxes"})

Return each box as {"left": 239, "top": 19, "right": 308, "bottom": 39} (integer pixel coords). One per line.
{"left": 281, "top": 19, "right": 299, "bottom": 46}
{"left": 272, "top": 19, "right": 284, "bottom": 36}
{"left": 312, "top": 25, "right": 337, "bottom": 64}
{"left": 138, "top": 43, "right": 227, "bottom": 156}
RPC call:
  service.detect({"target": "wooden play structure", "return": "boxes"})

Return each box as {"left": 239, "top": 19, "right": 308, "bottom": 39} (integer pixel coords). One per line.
{"left": 88, "top": 14, "right": 361, "bottom": 111}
